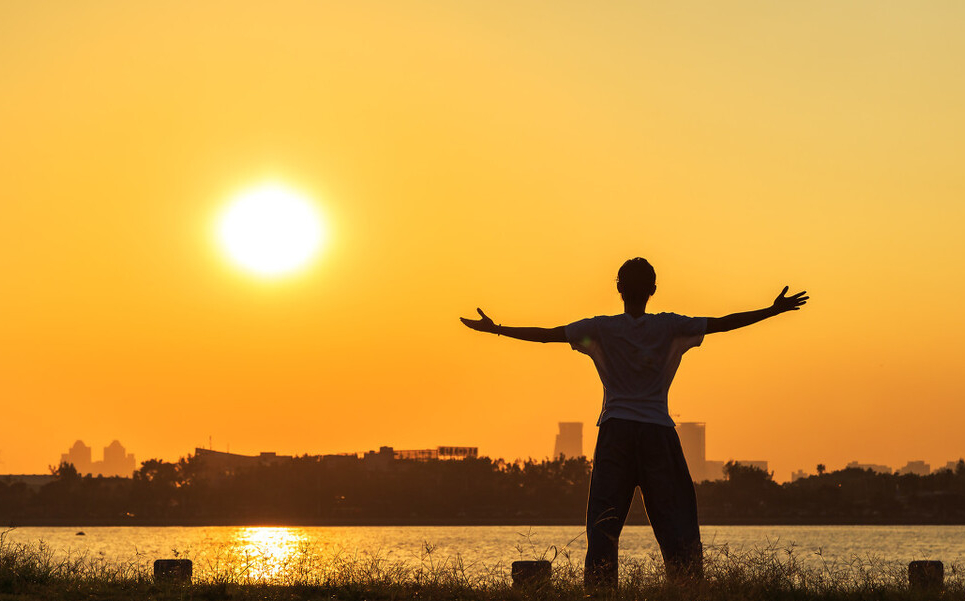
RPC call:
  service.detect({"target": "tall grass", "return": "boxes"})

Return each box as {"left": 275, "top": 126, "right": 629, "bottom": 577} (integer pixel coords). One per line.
{"left": 1, "top": 528, "right": 961, "bottom": 600}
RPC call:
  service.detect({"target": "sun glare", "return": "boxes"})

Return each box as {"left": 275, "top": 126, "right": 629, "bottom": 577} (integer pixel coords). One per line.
{"left": 217, "top": 184, "right": 326, "bottom": 278}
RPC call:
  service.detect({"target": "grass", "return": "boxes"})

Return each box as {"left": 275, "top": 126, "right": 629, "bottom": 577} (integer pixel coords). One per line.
{"left": 1, "top": 529, "right": 961, "bottom": 601}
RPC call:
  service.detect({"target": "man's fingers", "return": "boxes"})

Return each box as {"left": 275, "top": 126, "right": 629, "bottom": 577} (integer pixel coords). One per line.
{"left": 461, "top": 308, "right": 493, "bottom": 330}
{"left": 772, "top": 287, "right": 809, "bottom": 313}
{"left": 779, "top": 289, "right": 808, "bottom": 311}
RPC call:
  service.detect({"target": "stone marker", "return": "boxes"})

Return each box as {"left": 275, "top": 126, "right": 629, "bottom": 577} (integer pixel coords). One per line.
{"left": 511, "top": 560, "right": 551, "bottom": 588}
{"left": 908, "top": 560, "right": 943, "bottom": 590}
{"left": 154, "top": 559, "right": 192, "bottom": 584}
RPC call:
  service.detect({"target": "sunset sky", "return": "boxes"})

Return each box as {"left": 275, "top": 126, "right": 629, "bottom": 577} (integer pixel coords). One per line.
{"left": 2, "top": 2, "right": 964, "bottom": 481}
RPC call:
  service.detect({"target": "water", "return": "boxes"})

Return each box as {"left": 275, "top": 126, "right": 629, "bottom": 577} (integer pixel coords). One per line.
{"left": 4, "top": 525, "right": 964, "bottom": 582}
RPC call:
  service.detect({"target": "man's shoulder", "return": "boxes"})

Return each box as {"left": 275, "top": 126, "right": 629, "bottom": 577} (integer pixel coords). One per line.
{"left": 650, "top": 311, "right": 700, "bottom": 324}
{"left": 642, "top": 313, "right": 704, "bottom": 335}
{"left": 571, "top": 312, "right": 699, "bottom": 330}
{"left": 652, "top": 311, "right": 692, "bottom": 319}
{"left": 651, "top": 312, "right": 708, "bottom": 338}
{"left": 568, "top": 313, "right": 622, "bottom": 326}
{"left": 574, "top": 313, "right": 687, "bottom": 327}
{"left": 565, "top": 314, "right": 622, "bottom": 343}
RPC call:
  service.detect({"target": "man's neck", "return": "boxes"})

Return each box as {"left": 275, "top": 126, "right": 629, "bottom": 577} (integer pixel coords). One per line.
{"left": 624, "top": 299, "right": 649, "bottom": 319}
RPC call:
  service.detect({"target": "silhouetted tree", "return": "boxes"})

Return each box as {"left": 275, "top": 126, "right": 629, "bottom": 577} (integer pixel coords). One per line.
{"left": 5, "top": 456, "right": 965, "bottom": 525}
{"left": 50, "top": 461, "right": 80, "bottom": 481}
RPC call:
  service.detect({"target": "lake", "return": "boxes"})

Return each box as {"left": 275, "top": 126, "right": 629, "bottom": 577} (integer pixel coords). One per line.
{"left": 4, "top": 525, "right": 964, "bottom": 583}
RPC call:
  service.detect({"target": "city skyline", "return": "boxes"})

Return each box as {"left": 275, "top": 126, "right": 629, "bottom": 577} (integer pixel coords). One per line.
{"left": 11, "top": 418, "right": 961, "bottom": 482}
{"left": 7, "top": 426, "right": 958, "bottom": 484}
{"left": 8, "top": 409, "right": 963, "bottom": 481}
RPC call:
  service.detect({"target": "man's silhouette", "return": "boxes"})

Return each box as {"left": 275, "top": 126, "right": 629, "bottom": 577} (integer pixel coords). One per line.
{"left": 461, "top": 257, "right": 807, "bottom": 587}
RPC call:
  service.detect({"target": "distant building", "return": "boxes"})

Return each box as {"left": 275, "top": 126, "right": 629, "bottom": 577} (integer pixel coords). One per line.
{"left": 362, "top": 446, "right": 396, "bottom": 471}
{"left": 193, "top": 448, "right": 293, "bottom": 477}
{"left": 703, "top": 460, "right": 725, "bottom": 482}
{"left": 60, "top": 440, "right": 136, "bottom": 477}
{"left": 674, "top": 422, "right": 771, "bottom": 482}
{"left": 101, "top": 440, "right": 137, "bottom": 477}
{"left": 437, "top": 446, "right": 478, "bottom": 460}
{"left": 61, "top": 440, "right": 93, "bottom": 474}
{"left": 378, "top": 446, "right": 479, "bottom": 462}
{"left": 941, "top": 459, "right": 965, "bottom": 473}
{"left": 320, "top": 453, "right": 360, "bottom": 470}
{"left": 846, "top": 461, "right": 892, "bottom": 475}
{"left": 553, "top": 422, "right": 583, "bottom": 459}
{"left": 676, "top": 422, "right": 707, "bottom": 480}
{"left": 394, "top": 448, "right": 438, "bottom": 461}
{"left": 897, "top": 460, "right": 930, "bottom": 476}
{"left": 732, "top": 460, "right": 769, "bottom": 474}
{"left": 191, "top": 445, "right": 478, "bottom": 477}
{"left": 791, "top": 469, "right": 810, "bottom": 482}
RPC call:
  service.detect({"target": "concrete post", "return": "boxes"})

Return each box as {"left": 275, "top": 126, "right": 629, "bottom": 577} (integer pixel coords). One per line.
{"left": 908, "top": 560, "right": 943, "bottom": 591}
{"left": 511, "top": 560, "right": 551, "bottom": 588}
{"left": 154, "top": 559, "right": 192, "bottom": 584}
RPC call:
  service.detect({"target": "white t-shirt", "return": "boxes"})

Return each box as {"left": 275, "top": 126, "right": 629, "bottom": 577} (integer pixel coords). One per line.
{"left": 565, "top": 312, "right": 707, "bottom": 427}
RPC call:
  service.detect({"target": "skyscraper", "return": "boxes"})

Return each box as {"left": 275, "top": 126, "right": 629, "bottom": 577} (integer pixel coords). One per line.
{"left": 676, "top": 422, "right": 707, "bottom": 482}
{"left": 60, "top": 440, "right": 93, "bottom": 474}
{"left": 554, "top": 422, "right": 583, "bottom": 459}
{"left": 59, "top": 440, "right": 136, "bottom": 477}
{"left": 102, "top": 440, "right": 137, "bottom": 477}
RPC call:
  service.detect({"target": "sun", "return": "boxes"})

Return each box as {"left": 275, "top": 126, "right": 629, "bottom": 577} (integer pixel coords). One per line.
{"left": 217, "top": 184, "right": 326, "bottom": 278}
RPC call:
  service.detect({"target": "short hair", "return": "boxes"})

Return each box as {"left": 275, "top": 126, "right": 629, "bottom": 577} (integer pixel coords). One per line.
{"left": 617, "top": 258, "right": 656, "bottom": 301}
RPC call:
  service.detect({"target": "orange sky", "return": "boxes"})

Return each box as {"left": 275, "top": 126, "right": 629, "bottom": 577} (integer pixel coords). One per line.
{"left": 2, "top": 2, "right": 964, "bottom": 481}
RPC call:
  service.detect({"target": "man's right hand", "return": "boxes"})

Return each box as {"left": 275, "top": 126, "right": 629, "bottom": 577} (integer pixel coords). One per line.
{"left": 460, "top": 308, "right": 497, "bottom": 333}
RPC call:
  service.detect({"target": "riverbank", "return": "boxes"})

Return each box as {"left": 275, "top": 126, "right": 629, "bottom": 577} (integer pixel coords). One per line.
{"left": 1, "top": 580, "right": 955, "bottom": 601}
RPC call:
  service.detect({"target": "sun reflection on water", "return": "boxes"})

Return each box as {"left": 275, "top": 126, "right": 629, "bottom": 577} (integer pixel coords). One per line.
{"left": 226, "top": 527, "right": 316, "bottom": 583}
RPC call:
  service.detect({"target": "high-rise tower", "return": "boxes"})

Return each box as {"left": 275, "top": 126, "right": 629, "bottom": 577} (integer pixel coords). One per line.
{"left": 554, "top": 422, "right": 584, "bottom": 459}
{"left": 676, "top": 422, "right": 707, "bottom": 481}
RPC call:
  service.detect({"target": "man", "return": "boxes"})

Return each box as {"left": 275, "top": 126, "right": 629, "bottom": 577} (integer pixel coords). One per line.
{"left": 460, "top": 257, "right": 807, "bottom": 587}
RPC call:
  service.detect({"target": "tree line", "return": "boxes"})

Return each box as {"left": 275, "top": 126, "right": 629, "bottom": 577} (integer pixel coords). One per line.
{"left": 2, "top": 455, "right": 965, "bottom": 526}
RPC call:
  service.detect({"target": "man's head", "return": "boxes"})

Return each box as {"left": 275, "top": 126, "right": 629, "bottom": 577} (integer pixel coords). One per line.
{"left": 617, "top": 258, "right": 656, "bottom": 303}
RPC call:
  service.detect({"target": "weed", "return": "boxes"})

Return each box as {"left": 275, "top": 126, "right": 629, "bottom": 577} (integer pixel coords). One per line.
{"left": 1, "top": 527, "right": 962, "bottom": 600}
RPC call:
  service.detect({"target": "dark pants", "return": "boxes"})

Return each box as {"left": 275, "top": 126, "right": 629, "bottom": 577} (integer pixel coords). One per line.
{"left": 584, "top": 418, "right": 702, "bottom": 587}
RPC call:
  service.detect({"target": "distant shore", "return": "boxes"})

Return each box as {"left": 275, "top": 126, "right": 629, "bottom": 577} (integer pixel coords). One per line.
{"left": 7, "top": 458, "right": 965, "bottom": 529}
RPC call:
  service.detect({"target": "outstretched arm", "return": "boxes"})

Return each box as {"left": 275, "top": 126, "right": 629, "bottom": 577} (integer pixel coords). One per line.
{"left": 705, "top": 286, "right": 808, "bottom": 334}
{"left": 460, "top": 309, "right": 568, "bottom": 343}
